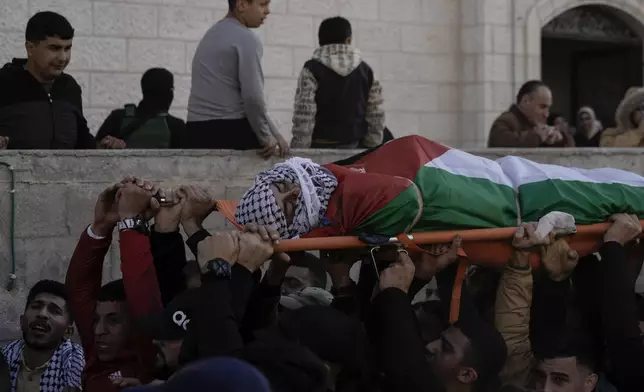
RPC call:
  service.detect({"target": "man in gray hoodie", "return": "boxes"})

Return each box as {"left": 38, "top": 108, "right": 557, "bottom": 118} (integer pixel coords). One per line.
{"left": 290, "top": 17, "right": 385, "bottom": 149}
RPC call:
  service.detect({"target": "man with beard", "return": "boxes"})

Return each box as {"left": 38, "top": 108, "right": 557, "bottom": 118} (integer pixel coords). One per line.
{"left": 1, "top": 280, "right": 84, "bottom": 392}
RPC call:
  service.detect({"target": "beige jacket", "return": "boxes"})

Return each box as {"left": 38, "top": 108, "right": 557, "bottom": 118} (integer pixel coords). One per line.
{"left": 600, "top": 87, "right": 644, "bottom": 147}
{"left": 495, "top": 266, "right": 535, "bottom": 387}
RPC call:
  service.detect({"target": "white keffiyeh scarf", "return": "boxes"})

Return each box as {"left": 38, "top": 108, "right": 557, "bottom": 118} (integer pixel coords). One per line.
{"left": 2, "top": 339, "right": 84, "bottom": 392}
{"left": 235, "top": 157, "right": 338, "bottom": 239}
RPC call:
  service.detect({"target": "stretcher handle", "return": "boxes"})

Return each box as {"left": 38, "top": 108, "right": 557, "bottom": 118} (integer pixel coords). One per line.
{"left": 273, "top": 221, "right": 644, "bottom": 253}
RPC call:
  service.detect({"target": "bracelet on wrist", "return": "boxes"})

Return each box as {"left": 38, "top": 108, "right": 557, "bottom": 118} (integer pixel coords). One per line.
{"left": 118, "top": 215, "right": 149, "bottom": 235}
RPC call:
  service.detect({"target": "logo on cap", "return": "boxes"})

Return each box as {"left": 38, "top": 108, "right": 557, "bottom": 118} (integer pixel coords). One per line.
{"left": 172, "top": 310, "right": 190, "bottom": 330}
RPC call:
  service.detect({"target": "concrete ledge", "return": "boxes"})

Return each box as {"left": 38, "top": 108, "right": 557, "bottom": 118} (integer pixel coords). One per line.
{"left": 0, "top": 147, "right": 643, "bottom": 340}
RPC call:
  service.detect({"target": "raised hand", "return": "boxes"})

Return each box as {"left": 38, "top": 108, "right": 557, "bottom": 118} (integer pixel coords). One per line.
{"left": 116, "top": 182, "right": 159, "bottom": 220}
{"left": 179, "top": 185, "right": 217, "bottom": 236}
{"left": 154, "top": 188, "right": 184, "bottom": 233}
{"left": 604, "top": 214, "right": 642, "bottom": 246}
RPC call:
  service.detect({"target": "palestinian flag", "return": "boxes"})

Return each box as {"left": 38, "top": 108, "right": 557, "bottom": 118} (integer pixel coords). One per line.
{"left": 221, "top": 136, "right": 644, "bottom": 240}
{"left": 321, "top": 136, "right": 518, "bottom": 237}
{"left": 319, "top": 136, "right": 644, "bottom": 238}
{"left": 499, "top": 156, "right": 644, "bottom": 224}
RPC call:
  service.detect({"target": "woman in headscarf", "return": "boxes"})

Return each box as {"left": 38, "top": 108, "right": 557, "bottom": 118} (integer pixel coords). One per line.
{"left": 575, "top": 106, "right": 603, "bottom": 147}
{"left": 600, "top": 87, "right": 644, "bottom": 147}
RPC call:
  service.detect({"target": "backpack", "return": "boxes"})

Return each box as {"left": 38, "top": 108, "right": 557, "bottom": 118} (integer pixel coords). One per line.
{"left": 119, "top": 104, "right": 172, "bottom": 148}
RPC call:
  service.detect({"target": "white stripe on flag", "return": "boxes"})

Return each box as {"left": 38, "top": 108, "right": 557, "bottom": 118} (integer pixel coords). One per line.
{"left": 424, "top": 149, "right": 514, "bottom": 188}
{"left": 498, "top": 156, "right": 644, "bottom": 189}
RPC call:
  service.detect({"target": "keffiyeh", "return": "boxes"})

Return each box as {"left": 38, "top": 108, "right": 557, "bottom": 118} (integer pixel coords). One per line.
{"left": 2, "top": 338, "right": 84, "bottom": 392}
{"left": 235, "top": 157, "right": 338, "bottom": 239}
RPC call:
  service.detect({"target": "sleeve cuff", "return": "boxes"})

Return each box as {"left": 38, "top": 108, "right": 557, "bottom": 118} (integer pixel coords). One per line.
{"left": 186, "top": 229, "right": 211, "bottom": 256}
{"left": 87, "top": 225, "right": 106, "bottom": 240}
{"left": 508, "top": 265, "right": 531, "bottom": 272}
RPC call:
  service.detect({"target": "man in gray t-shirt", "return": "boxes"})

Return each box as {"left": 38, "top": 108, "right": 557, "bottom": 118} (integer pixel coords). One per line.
{"left": 186, "top": 0, "right": 288, "bottom": 158}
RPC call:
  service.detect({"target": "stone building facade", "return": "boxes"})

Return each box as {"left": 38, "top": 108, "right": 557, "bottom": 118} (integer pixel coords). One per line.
{"left": 0, "top": 0, "right": 643, "bottom": 147}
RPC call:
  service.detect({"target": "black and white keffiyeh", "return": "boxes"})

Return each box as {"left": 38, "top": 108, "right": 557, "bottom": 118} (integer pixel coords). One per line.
{"left": 2, "top": 338, "right": 84, "bottom": 392}
{"left": 235, "top": 157, "right": 338, "bottom": 239}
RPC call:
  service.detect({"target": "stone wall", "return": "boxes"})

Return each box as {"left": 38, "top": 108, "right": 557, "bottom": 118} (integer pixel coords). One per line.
{"left": 1, "top": 147, "right": 644, "bottom": 340}
{"left": 3, "top": 0, "right": 644, "bottom": 147}
{"left": 0, "top": 0, "right": 462, "bottom": 145}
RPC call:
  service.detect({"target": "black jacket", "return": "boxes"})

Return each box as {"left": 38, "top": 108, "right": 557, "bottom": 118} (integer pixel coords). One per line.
{"left": 598, "top": 242, "right": 644, "bottom": 392}
{"left": 0, "top": 58, "right": 95, "bottom": 149}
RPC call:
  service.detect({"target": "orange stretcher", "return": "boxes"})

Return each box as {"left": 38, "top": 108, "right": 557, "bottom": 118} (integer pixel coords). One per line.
{"left": 215, "top": 200, "right": 639, "bottom": 323}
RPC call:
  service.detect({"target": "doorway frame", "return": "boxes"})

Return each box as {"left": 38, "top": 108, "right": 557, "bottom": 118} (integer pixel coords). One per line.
{"left": 569, "top": 46, "right": 643, "bottom": 126}
{"left": 525, "top": 0, "right": 644, "bottom": 80}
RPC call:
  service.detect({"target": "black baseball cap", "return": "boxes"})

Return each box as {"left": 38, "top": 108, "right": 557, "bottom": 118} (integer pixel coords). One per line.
{"left": 140, "top": 289, "right": 199, "bottom": 341}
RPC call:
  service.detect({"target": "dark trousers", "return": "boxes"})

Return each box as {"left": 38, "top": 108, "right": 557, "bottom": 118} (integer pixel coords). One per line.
{"left": 183, "top": 118, "right": 261, "bottom": 149}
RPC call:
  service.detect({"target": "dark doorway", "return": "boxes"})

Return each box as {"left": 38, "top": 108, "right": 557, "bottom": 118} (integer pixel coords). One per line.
{"left": 541, "top": 5, "right": 642, "bottom": 129}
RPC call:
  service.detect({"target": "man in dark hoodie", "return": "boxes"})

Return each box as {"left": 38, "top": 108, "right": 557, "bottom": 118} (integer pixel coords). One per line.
{"left": 290, "top": 16, "right": 385, "bottom": 149}
{"left": 0, "top": 11, "right": 95, "bottom": 149}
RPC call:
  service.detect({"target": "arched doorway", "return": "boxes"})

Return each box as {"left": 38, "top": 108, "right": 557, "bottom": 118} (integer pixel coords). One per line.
{"left": 541, "top": 5, "right": 643, "bottom": 128}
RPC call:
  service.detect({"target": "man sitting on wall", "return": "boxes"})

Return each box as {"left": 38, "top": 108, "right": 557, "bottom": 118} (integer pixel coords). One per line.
{"left": 95, "top": 68, "right": 186, "bottom": 149}
{"left": 185, "top": 0, "right": 288, "bottom": 157}
{"left": 0, "top": 11, "right": 95, "bottom": 149}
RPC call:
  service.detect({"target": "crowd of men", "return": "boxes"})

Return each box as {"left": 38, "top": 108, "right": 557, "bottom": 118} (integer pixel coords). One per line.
{"left": 0, "top": 175, "right": 643, "bottom": 392}
{"left": 2, "top": 0, "right": 644, "bottom": 391}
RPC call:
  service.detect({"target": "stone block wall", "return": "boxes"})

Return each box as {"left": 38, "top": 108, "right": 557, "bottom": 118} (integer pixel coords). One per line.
{"left": 0, "top": 0, "right": 462, "bottom": 145}
{"left": 1, "top": 147, "right": 644, "bottom": 340}
{"left": 4, "top": 0, "right": 644, "bottom": 146}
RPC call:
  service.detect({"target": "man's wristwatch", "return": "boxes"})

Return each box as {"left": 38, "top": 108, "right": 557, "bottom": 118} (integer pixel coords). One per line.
{"left": 204, "top": 258, "right": 232, "bottom": 279}
{"left": 118, "top": 216, "right": 149, "bottom": 235}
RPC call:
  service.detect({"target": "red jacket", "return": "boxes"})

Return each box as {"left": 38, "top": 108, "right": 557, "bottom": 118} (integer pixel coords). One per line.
{"left": 65, "top": 228, "right": 163, "bottom": 392}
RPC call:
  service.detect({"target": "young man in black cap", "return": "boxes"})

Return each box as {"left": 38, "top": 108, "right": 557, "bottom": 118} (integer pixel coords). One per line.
{"left": 139, "top": 224, "right": 284, "bottom": 378}
{"left": 137, "top": 289, "right": 199, "bottom": 381}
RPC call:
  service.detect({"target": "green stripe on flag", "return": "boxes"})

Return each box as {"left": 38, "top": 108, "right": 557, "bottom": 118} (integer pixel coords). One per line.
{"left": 413, "top": 167, "right": 518, "bottom": 231}
{"left": 354, "top": 185, "right": 421, "bottom": 236}
{"left": 519, "top": 179, "right": 644, "bottom": 224}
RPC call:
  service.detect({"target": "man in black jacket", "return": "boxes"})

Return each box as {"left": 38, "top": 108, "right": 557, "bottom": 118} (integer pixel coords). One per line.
{"left": 0, "top": 11, "right": 95, "bottom": 149}
{"left": 596, "top": 214, "right": 644, "bottom": 392}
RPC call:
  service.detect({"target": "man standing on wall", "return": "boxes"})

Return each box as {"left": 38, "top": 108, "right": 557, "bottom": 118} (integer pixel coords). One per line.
{"left": 185, "top": 0, "right": 289, "bottom": 158}
{"left": 0, "top": 11, "right": 95, "bottom": 149}
{"left": 290, "top": 17, "right": 385, "bottom": 149}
